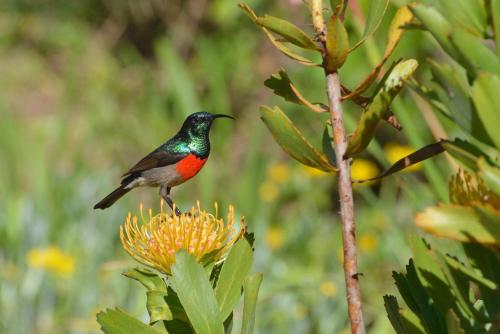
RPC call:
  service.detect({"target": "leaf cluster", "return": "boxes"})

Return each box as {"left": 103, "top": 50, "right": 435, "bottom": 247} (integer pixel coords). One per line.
{"left": 239, "top": 1, "right": 433, "bottom": 180}
{"left": 97, "top": 238, "right": 262, "bottom": 334}
{"left": 385, "top": 237, "right": 500, "bottom": 334}
{"left": 386, "top": 1, "right": 500, "bottom": 332}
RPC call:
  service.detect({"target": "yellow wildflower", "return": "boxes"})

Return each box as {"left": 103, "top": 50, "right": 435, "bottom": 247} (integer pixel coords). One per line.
{"left": 27, "top": 246, "right": 75, "bottom": 278}
{"left": 265, "top": 226, "right": 285, "bottom": 250}
{"left": 320, "top": 280, "right": 338, "bottom": 298}
{"left": 359, "top": 233, "right": 379, "bottom": 253}
{"left": 351, "top": 159, "right": 380, "bottom": 185}
{"left": 259, "top": 180, "right": 279, "bottom": 202}
{"left": 302, "top": 165, "right": 328, "bottom": 178}
{"left": 384, "top": 143, "right": 422, "bottom": 172}
{"left": 267, "top": 162, "right": 290, "bottom": 184}
{"left": 120, "top": 201, "right": 245, "bottom": 274}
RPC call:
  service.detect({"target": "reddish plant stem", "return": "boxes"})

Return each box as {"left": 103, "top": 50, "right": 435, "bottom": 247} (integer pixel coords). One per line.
{"left": 326, "top": 73, "right": 365, "bottom": 334}
{"left": 310, "top": 1, "right": 364, "bottom": 332}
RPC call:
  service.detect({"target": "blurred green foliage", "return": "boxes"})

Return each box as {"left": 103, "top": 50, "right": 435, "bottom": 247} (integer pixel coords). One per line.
{"left": 385, "top": 1, "right": 500, "bottom": 332}
{"left": 0, "top": 1, "right": 457, "bottom": 333}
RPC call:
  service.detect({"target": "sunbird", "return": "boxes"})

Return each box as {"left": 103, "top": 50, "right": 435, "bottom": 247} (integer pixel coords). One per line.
{"left": 94, "top": 111, "right": 234, "bottom": 214}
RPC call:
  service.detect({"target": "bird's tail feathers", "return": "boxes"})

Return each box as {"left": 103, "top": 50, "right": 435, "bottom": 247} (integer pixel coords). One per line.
{"left": 93, "top": 185, "right": 131, "bottom": 210}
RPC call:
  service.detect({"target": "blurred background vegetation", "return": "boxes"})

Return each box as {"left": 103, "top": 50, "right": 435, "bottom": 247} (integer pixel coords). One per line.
{"left": 0, "top": 0, "right": 455, "bottom": 333}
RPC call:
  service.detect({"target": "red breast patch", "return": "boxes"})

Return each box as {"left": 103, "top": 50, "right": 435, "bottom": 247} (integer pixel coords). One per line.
{"left": 175, "top": 154, "right": 208, "bottom": 181}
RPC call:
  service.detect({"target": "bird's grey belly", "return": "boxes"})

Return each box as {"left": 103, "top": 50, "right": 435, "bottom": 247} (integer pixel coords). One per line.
{"left": 126, "top": 165, "right": 184, "bottom": 188}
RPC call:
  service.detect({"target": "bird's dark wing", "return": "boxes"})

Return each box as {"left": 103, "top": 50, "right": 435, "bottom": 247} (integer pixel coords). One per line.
{"left": 122, "top": 149, "right": 187, "bottom": 177}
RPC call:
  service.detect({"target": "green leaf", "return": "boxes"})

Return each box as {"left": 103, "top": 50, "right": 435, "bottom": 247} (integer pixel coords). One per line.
{"left": 383, "top": 295, "right": 426, "bottom": 334}
{"left": 478, "top": 158, "right": 500, "bottom": 194}
{"left": 215, "top": 239, "right": 253, "bottom": 321}
{"left": 393, "top": 260, "right": 448, "bottom": 333}
{"left": 325, "top": 14, "right": 349, "bottom": 72}
{"left": 415, "top": 204, "right": 500, "bottom": 245}
{"left": 410, "top": 237, "right": 458, "bottom": 317}
{"left": 451, "top": 30, "right": 500, "bottom": 76}
{"left": 472, "top": 72, "right": 500, "bottom": 149}
{"left": 164, "top": 320, "right": 193, "bottom": 334}
{"left": 350, "top": 0, "right": 389, "bottom": 51}
{"left": 239, "top": 4, "right": 318, "bottom": 66}
{"left": 241, "top": 273, "right": 263, "bottom": 334}
{"left": 409, "top": 4, "right": 458, "bottom": 59}
{"left": 146, "top": 290, "right": 173, "bottom": 323}
{"left": 444, "top": 255, "right": 497, "bottom": 290}
{"left": 123, "top": 267, "right": 167, "bottom": 292}
{"left": 346, "top": 59, "right": 418, "bottom": 156}
{"left": 344, "top": 5, "right": 413, "bottom": 100}
{"left": 260, "top": 106, "right": 336, "bottom": 172}
{"left": 97, "top": 308, "right": 164, "bottom": 334}
{"left": 264, "top": 70, "right": 325, "bottom": 113}
{"left": 170, "top": 251, "right": 224, "bottom": 334}
{"left": 255, "top": 15, "right": 319, "bottom": 51}
{"left": 462, "top": 243, "right": 500, "bottom": 318}
{"left": 427, "top": 60, "right": 493, "bottom": 145}
{"left": 435, "top": 0, "right": 487, "bottom": 37}
{"left": 439, "top": 253, "right": 478, "bottom": 322}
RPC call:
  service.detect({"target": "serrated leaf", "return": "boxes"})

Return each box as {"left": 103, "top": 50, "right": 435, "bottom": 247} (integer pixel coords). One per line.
{"left": 255, "top": 15, "right": 319, "bottom": 50}
{"left": 415, "top": 204, "right": 500, "bottom": 245}
{"left": 472, "top": 72, "right": 500, "bottom": 149}
{"left": 346, "top": 59, "right": 418, "bottom": 156}
{"left": 325, "top": 14, "right": 349, "bottom": 72}
{"left": 123, "top": 267, "right": 166, "bottom": 292}
{"left": 350, "top": 0, "right": 389, "bottom": 51}
{"left": 264, "top": 70, "right": 325, "bottom": 113}
{"left": 241, "top": 273, "right": 262, "bottom": 334}
{"left": 97, "top": 308, "right": 164, "bottom": 334}
{"left": 393, "top": 260, "right": 448, "bottom": 334}
{"left": 383, "top": 295, "right": 426, "bottom": 334}
{"left": 260, "top": 106, "right": 336, "bottom": 172}
{"left": 239, "top": 4, "right": 318, "bottom": 66}
{"left": 170, "top": 251, "right": 224, "bottom": 334}
{"left": 409, "top": 237, "right": 458, "bottom": 316}
{"left": 344, "top": 6, "right": 413, "bottom": 100}
{"left": 215, "top": 239, "right": 253, "bottom": 321}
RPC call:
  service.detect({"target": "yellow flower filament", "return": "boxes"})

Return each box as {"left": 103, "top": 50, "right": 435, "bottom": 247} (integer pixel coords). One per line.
{"left": 120, "top": 201, "right": 245, "bottom": 274}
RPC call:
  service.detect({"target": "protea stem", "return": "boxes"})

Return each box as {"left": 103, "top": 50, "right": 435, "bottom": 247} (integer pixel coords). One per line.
{"left": 326, "top": 72, "right": 365, "bottom": 334}
{"left": 310, "top": 1, "right": 365, "bottom": 333}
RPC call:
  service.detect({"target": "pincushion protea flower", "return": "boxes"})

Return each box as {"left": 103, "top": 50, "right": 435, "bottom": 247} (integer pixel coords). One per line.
{"left": 120, "top": 201, "right": 246, "bottom": 274}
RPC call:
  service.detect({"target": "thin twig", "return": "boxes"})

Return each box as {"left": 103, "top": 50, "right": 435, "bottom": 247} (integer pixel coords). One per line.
{"left": 310, "top": 1, "right": 365, "bottom": 333}
{"left": 326, "top": 73, "right": 365, "bottom": 334}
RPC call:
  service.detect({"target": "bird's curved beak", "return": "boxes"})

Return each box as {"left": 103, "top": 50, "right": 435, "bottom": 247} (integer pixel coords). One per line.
{"left": 212, "top": 114, "right": 235, "bottom": 120}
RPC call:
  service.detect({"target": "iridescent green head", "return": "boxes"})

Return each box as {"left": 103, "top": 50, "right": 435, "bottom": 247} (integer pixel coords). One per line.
{"left": 180, "top": 111, "right": 234, "bottom": 138}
